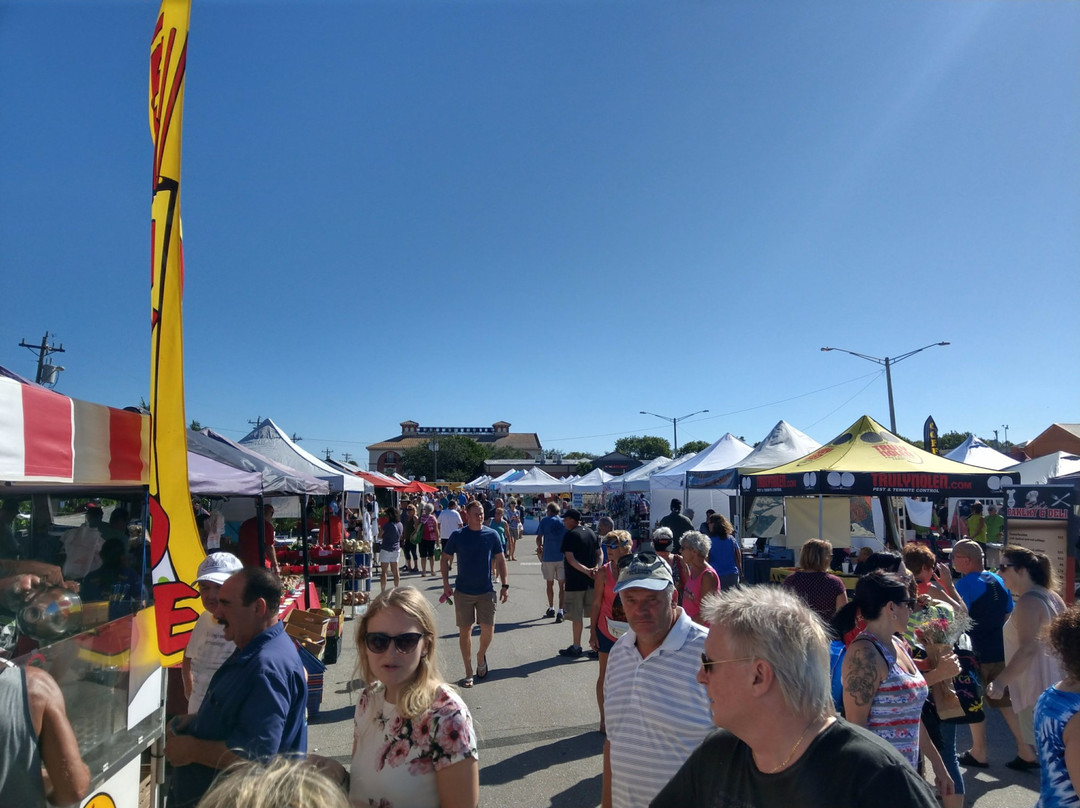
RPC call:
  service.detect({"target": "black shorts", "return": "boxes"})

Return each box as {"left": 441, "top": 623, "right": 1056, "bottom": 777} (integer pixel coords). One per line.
{"left": 419, "top": 540, "right": 437, "bottom": 558}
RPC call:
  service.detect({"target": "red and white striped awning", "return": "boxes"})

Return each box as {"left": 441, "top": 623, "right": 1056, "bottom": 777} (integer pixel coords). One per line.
{"left": 0, "top": 375, "right": 149, "bottom": 487}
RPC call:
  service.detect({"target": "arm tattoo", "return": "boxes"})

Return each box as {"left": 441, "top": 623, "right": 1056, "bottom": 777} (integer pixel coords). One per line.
{"left": 844, "top": 642, "right": 885, "bottom": 708}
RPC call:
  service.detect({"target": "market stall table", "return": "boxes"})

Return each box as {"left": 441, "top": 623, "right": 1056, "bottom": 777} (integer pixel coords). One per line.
{"left": 769, "top": 566, "right": 860, "bottom": 593}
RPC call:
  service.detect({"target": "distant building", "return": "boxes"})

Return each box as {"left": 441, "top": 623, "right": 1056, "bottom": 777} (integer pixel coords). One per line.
{"left": 1022, "top": 423, "right": 1080, "bottom": 460}
{"left": 366, "top": 420, "right": 542, "bottom": 474}
{"left": 591, "top": 451, "right": 642, "bottom": 476}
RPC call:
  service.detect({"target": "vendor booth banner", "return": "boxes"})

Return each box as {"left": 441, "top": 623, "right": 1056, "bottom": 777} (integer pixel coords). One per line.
{"left": 686, "top": 468, "right": 739, "bottom": 489}
{"left": 743, "top": 416, "right": 1014, "bottom": 498}
{"left": 148, "top": 0, "right": 203, "bottom": 666}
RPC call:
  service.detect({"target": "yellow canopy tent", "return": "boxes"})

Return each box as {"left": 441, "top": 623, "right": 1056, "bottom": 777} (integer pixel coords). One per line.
{"left": 742, "top": 416, "right": 1018, "bottom": 548}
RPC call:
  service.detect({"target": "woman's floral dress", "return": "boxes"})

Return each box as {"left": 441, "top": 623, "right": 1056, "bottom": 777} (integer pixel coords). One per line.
{"left": 349, "top": 684, "right": 478, "bottom": 808}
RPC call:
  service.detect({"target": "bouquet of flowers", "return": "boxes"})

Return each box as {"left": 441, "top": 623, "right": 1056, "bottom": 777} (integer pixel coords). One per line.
{"left": 912, "top": 610, "right": 973, "bottom": 720}
{"left": 913, "top": 611, "right": 973, "bottom": 648}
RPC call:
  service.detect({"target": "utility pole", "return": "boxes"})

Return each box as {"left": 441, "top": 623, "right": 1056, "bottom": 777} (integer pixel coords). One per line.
{"left": 1001, "top": 424, "right": 1010, "bottom": 448}
{"left": 324, "top": 448, "right": 333, "bottom": 461}
{"left": 18, "top": 331, "right": 66, "bottom": 385}
{"left": 343, "top": 452, "right": 352, "bottom": 463}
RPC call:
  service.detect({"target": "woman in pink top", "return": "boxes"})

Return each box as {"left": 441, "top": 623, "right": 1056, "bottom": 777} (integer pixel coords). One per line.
{"left": 680, "top": 531, "right": 719, "bottom": 626}
{"left": 588, "top": 530, "right": 633, "bottom": 733}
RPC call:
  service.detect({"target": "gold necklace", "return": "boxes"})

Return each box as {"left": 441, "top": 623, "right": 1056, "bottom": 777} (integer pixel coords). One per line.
{"left": 764, "top": 721, "right": 815, "bottom": 773}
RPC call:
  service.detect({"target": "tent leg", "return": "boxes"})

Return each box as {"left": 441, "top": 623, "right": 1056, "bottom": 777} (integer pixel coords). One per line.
{"left": 880, "top": 494, "right": 900, "bottom": 550}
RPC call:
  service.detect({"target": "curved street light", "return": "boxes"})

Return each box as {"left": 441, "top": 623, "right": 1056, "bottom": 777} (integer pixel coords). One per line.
{"left": 639, "top": 409, "right": 709, "bottom": 456}
{"left": 820, "top": 342, "right": 949, "bottom": 433}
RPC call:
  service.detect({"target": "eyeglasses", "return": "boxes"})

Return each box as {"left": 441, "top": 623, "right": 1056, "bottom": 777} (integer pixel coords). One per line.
{"left": 701, "top": 653, "right": 754, "bottom": 669}
{"left": 364, "top": 632, "right": 425, "bottom": 655}
{"left": 998, "top": 563, "right": 1014, "bottom": 571}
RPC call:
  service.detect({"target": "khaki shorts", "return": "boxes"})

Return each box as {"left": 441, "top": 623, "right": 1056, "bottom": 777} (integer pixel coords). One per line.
{"left": 980, "top": 660, "right": 1012, "bottom": 709}
{"left": 541, "top": 561, "right": 565, "bottom": 582}
{"left": 564, "top": 588, "right": 594, "bottom": 622}
{"left": 455, "top": 591, "right": 496, "bottom": 628}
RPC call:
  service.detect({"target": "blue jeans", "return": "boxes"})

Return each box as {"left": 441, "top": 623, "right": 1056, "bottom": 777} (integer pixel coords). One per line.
{"left": 935, "top": 720, "right": 964, "bottom": 795}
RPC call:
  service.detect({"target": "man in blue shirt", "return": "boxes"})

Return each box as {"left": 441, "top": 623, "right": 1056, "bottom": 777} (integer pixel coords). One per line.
{"left": 950, "top": 540, "right": 1032, "bottom": 769}
{"left": 166, "top": 567, "right": 307, "bottom": 808}
{"left": 535, "top": 502, "right": 568, "bottom": 622}
{"left": 442, "top": 500, "right": 508, "bottom": 688}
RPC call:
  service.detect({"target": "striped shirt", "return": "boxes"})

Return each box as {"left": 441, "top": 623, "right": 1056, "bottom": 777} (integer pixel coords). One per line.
{"left": 859, "top": 632, "right": 927, "bottom": 769}
{"left": 604, "top": 609, "right": 712, "bottom": 808}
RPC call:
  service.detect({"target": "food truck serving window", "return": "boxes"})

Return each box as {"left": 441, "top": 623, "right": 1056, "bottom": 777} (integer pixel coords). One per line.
{"left": 1, "top": 489, "right": 163, "bottom": 787}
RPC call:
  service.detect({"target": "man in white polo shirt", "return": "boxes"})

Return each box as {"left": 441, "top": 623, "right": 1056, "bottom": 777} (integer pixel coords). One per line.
{"left": 602, "top": 552, "right": 712, "bottom": 808}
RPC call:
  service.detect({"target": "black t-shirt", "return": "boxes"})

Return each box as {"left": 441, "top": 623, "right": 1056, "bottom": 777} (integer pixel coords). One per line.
{"left": 562, "top": 525, "right": 599, "bottom": 592}
{"left": 658, "top": 512, "right": 696, "bottom": 542}
{"left": 650, "top": 720, "right": 939, "bottom": 808}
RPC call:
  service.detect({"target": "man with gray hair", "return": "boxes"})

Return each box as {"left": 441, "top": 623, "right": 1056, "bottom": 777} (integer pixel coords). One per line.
{"left": 650, "top": 587, "right": 938, "bottom": 807}
{"left": 602, "top": 552, "right": 712, "bottom": 808}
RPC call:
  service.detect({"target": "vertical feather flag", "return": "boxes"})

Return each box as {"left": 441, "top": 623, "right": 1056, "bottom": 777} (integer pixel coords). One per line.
{"left": 148, "top": 0, "right": 203, "bottom": 665}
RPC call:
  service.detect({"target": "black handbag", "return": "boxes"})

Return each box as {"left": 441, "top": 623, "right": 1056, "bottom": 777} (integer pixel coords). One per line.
{"left": 939, "top": 642, "right": 985, "bottom": 725}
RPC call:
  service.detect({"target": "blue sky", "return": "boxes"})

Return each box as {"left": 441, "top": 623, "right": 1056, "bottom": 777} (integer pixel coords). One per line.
{"left": 2, "top": 0, "right": 1077, "bottom": 462}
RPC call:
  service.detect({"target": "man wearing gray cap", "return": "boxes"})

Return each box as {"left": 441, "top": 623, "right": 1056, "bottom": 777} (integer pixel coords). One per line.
{"left": 602, "top": 552, "right": 712, "bottom": 808}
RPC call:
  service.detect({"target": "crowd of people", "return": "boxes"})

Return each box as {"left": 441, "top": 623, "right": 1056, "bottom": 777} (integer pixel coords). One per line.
{"left": 163, "top": 487, "right": 1077, "bottom": 808}
{"left": 5, "top": 483, "right": 1077, "bottom": 808}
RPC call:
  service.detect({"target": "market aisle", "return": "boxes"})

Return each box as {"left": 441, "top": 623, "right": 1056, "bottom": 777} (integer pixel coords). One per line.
{"left": 306, "top": 559, "right": 606, "bottom": 806}
{"left": 305, "top": 562, "right": 1038, "bottom": 808}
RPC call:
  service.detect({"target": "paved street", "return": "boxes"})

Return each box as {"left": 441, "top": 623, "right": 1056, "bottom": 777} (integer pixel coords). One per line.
{"left": 308, "top": 559, "right": 1041, "bottom": 807}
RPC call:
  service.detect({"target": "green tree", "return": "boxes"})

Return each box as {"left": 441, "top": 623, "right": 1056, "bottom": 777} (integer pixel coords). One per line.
{"left": 574, "top": 460, "right": 595, "bottom": 476}
{"left": 614, "top": 435, "right": 672, "bottom": 460}
{"left": 189, "top": 419, "right": 203, "bottom": 431}
{"left": 565, "top": 451, "right": 598, "bottom": 460}
{"left": 677, "top": 440, "right": 710, "bottom": 455}
{"left": 402, "top": 435, "right": 489, "bottom": 482}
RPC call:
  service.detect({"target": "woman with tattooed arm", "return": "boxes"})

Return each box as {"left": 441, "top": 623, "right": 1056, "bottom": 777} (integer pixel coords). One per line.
{"left": 842, "top": 571, "right": 956, "bottom": 799}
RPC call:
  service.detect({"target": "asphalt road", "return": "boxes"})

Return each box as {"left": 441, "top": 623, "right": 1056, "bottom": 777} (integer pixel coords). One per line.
{"left": 308, "top": 560, "right": 1041, "bottom": 807}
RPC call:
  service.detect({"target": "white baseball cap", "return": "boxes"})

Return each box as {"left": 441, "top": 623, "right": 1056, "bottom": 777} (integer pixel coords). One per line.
{"left": 195, "top": 552, "right": 243, "bottom": 585}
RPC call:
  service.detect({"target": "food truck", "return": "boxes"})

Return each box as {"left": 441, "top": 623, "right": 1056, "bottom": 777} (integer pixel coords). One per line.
{"left": 1, "top": 372, "right": 166, "bottom": 807}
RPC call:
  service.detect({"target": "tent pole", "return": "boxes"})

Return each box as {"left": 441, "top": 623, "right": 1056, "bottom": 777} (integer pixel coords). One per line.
{"left": 256, "top": 493, "right": 266, "bottom": 575}
{"left": 818, "top": 494, "right": 824, "bottom": 543}
{"left": 300, "top": 494, "right": 311, "bottom": 607}
{"left": 880, "top": 494, "right": 900, "bottom": 549}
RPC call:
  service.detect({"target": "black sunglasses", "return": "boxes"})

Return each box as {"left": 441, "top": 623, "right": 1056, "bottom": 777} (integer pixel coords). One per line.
{"left": 998, "top": 563, "right": 1015, "bottom": 571}
{"left": 364, "top": 632, "right": 425, "bottom": 654}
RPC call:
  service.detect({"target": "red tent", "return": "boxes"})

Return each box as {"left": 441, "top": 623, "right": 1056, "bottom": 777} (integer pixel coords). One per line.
{"left": 398, "top": 480, "right": 438, "bottom": 494}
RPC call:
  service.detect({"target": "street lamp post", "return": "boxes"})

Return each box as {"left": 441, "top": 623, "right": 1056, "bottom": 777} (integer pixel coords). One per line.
{"left": 428, "top": 440, "right": 439, "bottom": 482}
{"left": 639, "top": 409, "right": 710, "bottom": 455}
{"left": 820, "top": 342, "right": 950, "bottom": 433}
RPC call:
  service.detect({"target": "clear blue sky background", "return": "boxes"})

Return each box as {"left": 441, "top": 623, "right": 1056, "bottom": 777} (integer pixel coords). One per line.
{"left": 2, "top": 0, "right": 1077, "bottom": 462}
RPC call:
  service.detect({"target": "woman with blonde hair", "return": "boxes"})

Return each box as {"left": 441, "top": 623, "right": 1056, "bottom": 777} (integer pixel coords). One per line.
{"left": 349, "top": 587, "right": 478, "bottom": 807}
{"left": 782, "top": 538, "right": 848, "bottom": 623}
{"left": 197, "top": 757, "right": 349, "bottom": 808}
{"left": 588, "top": 529, "right": 633, "bottom": 733}
{"left": 987, "top": 545, "right": 1066, "bottom": 770}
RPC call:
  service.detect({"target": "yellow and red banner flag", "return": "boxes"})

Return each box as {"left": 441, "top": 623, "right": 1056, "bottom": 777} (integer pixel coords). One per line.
{"left": 148, "top": 0, "right": 203, "bottom": 665}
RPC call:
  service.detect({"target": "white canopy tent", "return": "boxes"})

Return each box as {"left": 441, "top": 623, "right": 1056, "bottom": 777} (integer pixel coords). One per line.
{"left": 487, "top": 468, "right": 521, "bottom": 490}
{"left": 737, "top": 421, "right": 821, "bottom": 471}
{"left": 650, "top": 434, "right": 751, "bottom": 526}
{"left": 465, "top": 474, "right": 492, "bottom": 490}
{"left": 570, "top": 468, "right": 614, "bottom": 493}
{"left": 238, "top": 418, "right": 370, "bottom": 502}
{"left": 945, "top": 436, "right": 1016, "bottom": 470}
{"left": 602, "top": 455, "right": 675, "bottom": 494}
{"left": 1005, "top": 452, "right": 1080, "bottom": 484}
{"left": 502, "top": 467, "right": 571, "bottom": 494}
